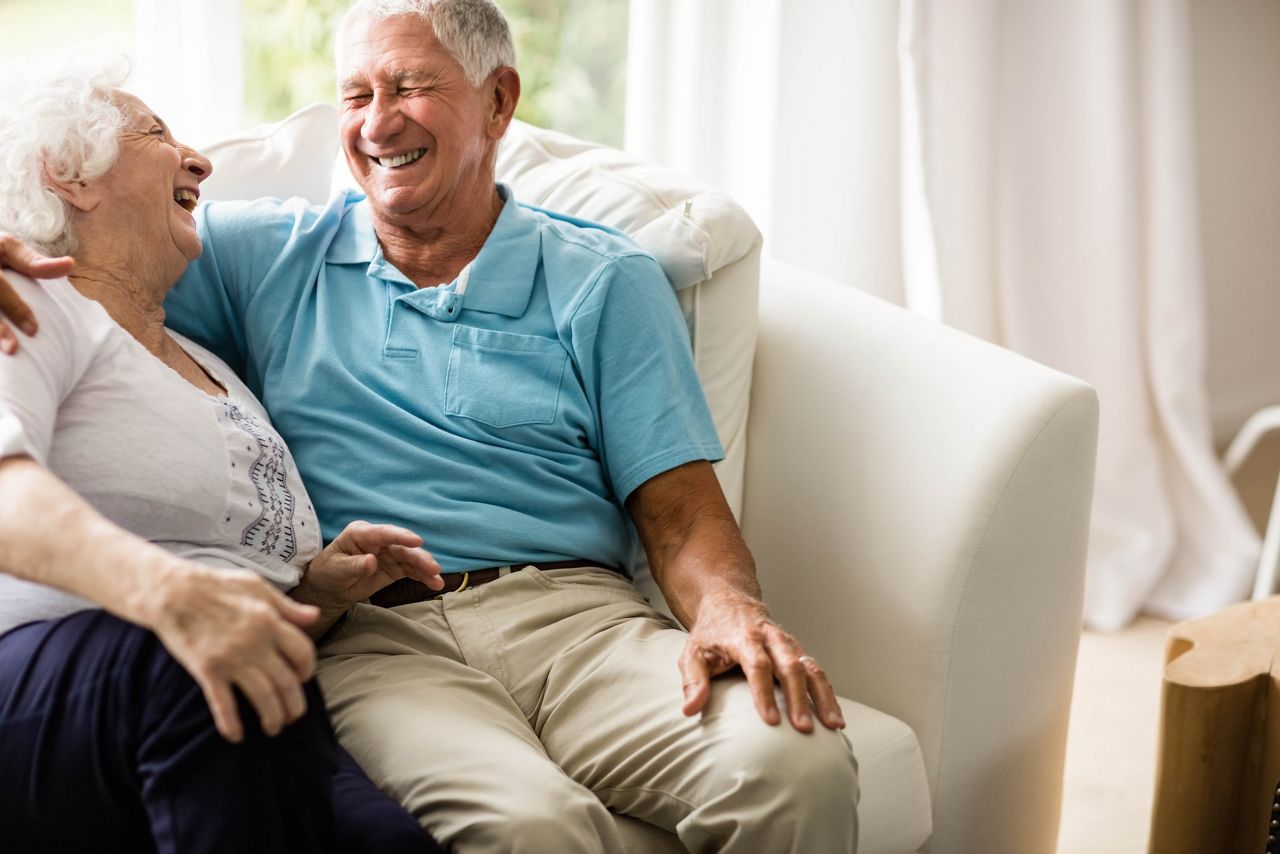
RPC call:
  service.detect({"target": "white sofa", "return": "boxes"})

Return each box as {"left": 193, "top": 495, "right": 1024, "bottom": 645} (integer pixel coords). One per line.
{"left": 200, "top": 107, "right": 1099, "bottom": 854}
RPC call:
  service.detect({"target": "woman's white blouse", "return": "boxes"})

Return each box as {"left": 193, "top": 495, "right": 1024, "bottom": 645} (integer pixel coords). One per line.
{"left": 0, "top": 274, "right": 322, "bottom": 634}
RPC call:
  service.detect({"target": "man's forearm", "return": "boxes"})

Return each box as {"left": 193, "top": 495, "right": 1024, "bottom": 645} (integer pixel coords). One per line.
{"left": 627, "top": 460, "right": 766, "bottom": 627}
{"left": 0, "top": 455, "right": 180, "bottom": 627}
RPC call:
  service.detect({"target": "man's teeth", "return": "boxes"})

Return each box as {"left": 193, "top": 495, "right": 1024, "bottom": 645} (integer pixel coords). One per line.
{"left": 377, "top": 148, "right": 426, "bottom": 168}
{"left": 173, "top": 189, "right": 197, "bottom": 212}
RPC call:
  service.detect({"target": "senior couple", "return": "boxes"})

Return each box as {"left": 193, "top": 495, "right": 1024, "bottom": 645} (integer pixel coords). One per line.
{"left": 0, "top": 1, "right": 858, "bottom": 852}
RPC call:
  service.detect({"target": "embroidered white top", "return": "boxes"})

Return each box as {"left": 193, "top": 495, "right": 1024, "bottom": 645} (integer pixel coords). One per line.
{"left": 0, "top": 274, "right": 321, "bottom": 635}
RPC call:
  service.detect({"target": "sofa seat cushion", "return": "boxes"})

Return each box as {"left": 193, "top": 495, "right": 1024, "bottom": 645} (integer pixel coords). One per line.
{"left": 611, "top": 697, "right": 932, "bottom": 853}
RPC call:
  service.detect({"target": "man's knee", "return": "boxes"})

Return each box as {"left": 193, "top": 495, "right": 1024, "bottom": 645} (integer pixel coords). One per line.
{"left": 741, "top": 721, "right": 858, "bottom": 808}
{"left": 685, "top": 720, "right": 860, "bottom": 852}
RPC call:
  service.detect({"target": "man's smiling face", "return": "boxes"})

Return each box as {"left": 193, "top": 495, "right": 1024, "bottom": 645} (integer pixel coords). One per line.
{"left": 337, "top": 12, "right": 499, "bottom": 227}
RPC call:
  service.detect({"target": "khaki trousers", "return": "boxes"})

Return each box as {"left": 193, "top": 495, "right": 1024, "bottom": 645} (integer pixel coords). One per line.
{"left": 315, "top": 567, "right": 859, "bottom": 853}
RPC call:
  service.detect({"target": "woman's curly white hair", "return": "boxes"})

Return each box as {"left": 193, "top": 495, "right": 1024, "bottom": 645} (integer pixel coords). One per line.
{"left": 0, "top": 60, "right": 129, "bottom": 256}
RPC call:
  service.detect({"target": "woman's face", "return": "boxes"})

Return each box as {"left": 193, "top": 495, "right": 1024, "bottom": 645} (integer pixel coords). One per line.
{"left": 86, "top": 92, "right": 213, "bottom": 274}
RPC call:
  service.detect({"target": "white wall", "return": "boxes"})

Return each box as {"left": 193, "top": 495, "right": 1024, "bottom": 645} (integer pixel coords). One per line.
{"left": 1189, "top": 0, "right": 1280, "bottom": 441}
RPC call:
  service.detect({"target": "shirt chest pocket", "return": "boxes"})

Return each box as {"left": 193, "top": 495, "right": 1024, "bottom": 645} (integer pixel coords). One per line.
{"left": 445, "top": 326, "right": 569, "bottom": 428}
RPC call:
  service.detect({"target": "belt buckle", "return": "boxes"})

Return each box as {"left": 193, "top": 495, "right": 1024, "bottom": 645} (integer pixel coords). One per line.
{"left": 454, "top": 571, "right": 470, "bottom": 594}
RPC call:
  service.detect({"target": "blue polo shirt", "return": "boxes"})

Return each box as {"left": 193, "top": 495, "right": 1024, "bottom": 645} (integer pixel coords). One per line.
{"left": 164, "top": 186, "right": 723, "bottom": 573}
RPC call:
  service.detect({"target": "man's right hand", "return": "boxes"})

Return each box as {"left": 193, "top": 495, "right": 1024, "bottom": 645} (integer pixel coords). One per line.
{"left": 0, "top": 233, "right": 74, "bottom": 354}
{"left": 142, "top": 562, "right": 320, "bottom": 743}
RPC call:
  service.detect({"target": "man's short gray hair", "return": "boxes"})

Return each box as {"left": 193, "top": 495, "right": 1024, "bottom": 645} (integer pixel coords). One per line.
{"left": 0, "top": 61, "right": 127, "bottom": 256}
{"left": 339, "top": 0, "right": 517, "bottom": 86}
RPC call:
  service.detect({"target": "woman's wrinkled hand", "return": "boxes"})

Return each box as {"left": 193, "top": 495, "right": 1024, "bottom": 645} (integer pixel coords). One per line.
{"left": 146, "top": 563, "right": 320, "bottom": 743}
{"left": 294, "top": 521, "right": 442, "bottom": 619}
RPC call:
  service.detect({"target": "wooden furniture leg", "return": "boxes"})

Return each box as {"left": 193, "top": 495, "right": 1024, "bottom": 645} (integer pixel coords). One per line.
{"left": 1150, "top": 597, "right": 1280, "bottom": 853}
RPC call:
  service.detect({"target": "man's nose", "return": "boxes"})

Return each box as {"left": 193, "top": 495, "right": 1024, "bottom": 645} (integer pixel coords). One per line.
{"left": 362, "top": 91, "right": 405, "bottom": 143}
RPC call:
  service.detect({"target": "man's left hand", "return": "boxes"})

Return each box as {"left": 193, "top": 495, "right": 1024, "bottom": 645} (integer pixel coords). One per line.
{"left": 679, "top": 587, "right": 845, "bottom": 733}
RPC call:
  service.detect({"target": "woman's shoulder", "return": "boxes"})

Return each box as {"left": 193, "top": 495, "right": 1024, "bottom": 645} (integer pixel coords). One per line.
{"left": 8, "top": 272, "right": 73, "bottom": 310}
{"left": 0, "top": 274, "right": 124, "bottom": 409}
{"left": 6, "top": 274, "right": 118, "bottom": 349}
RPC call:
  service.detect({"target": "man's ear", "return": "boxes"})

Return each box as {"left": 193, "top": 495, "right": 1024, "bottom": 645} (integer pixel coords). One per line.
{"left": 487, "top": 67, "right": 521, "bottom": 140}
{"left": 42, "top": 165, "right": 102, "bottom": 214}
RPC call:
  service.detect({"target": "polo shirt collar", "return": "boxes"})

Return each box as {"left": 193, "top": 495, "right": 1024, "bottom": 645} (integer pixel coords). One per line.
{"left": 460, "top": 185, "right": 541, "bottom": 318}
{"left": 324, "top": 191, "right": 378, "bottom": 265}
{"left": 325, "top": 184, "right": 541, "bottom": 319}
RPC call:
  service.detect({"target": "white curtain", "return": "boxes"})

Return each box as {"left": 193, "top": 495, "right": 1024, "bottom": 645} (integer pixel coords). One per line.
{"left": 899, "top": 0, "right": 1259, "bottom": 629}
{"left": 131, "top": 0, "right": 244, "bottom": 145}
{"left": 625, "top": 0, "right": 783, "bottom": 241}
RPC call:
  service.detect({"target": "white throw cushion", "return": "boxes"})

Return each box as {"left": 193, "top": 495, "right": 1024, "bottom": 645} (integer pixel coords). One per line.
{"left": 197, "top": 103, "right": 339, "bottom": 206}
{"left": 495, "top": 121, "right": 760, "bottom": 291}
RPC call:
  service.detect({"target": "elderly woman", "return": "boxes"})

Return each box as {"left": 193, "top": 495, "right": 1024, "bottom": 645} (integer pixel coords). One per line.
{"left": 0, "top": 67, "right": 444, "bottom": 853}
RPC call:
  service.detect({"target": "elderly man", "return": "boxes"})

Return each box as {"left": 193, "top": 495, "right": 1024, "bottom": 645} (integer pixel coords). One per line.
{"left": 0, "top": 1, "right": 858, "bottom": 851}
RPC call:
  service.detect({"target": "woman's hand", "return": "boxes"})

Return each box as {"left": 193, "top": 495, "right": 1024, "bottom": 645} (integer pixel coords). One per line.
{"left": 144, "top": 563, "right": 320, "bottom": 744}
{"left": 0, "top": 233, "right": 74, "bottom": 354}
{"left": 293, "top": 521, "right": 442, "bottom": 628}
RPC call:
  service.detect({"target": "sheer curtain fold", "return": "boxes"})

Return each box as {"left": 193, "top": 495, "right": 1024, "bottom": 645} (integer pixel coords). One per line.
{"left": 131, "top": 0, "right": 243, "bottom": 145}
{"left": 900, "top": 0, "right": 1259, "bottom": 629}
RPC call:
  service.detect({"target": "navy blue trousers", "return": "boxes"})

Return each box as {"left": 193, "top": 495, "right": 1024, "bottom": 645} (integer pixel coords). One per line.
{"left": 0, "top": 609, "right": 441, "bottom": 854}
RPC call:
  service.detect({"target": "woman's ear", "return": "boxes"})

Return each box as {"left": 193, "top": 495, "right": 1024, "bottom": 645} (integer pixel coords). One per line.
{"left": 42, "top": 165, "right": 102, "bottom": 213}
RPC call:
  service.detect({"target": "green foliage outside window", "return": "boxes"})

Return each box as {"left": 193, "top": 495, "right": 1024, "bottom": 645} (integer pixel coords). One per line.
{"left": 242, "top": 0, "right": 629, "bottom": 147}
{"left": 0, "top": 0, "right": 134, "bottom": 69}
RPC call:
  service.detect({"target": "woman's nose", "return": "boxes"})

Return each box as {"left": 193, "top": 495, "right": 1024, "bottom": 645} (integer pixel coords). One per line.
{"left": 183, "top": 148, "right": 214, "bottom": 182}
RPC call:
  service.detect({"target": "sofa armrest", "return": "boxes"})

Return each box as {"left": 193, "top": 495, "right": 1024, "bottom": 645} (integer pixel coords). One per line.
{"left": 742, "top": 259, "right": 1098, "bottom": 854}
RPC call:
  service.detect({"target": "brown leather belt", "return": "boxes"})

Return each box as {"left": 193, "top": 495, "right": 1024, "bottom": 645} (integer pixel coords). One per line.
{"left": 368, "top": 560, "right": 614, "bottom": 608}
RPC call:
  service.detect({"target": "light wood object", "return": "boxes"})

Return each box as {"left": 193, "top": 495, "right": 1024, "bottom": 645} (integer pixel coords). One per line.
{"left": 1150, "top": 597, "right": 1280, "bottom": 852}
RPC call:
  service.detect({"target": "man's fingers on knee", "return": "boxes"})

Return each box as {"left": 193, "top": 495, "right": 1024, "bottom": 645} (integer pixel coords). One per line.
{"left": 762, "top": 632, "right": 814, "bottom": 730}
{"left": 740, "top": 652, "right": 780, "bottom": 725}
{"left": 799, "top": 657, "right": 845, "bottom": 729}
{"left": 782, "top": 679, "right": 813, "bottom": 731}
{"left": 807, "top": 673, "right": 845, "bottom": 729}
{"left": 0, "top": 324, "right": 16, "bottom": 355}
{"left": 678, "top": 645, "right": 712, "bottom": 715}
{"left": 771, "top": 656, "right": 814, "bottom": 732}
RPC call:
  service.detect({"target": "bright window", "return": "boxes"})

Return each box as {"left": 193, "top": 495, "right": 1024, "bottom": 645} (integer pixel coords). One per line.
{"left": 241, "top": 0, "right": 630, "bottom": 146}
{"left": 0, "top": 1, "right": 629, "bottom": 146}
{"left": 0, "top": 0, "right": 135, "bottom": 72}
{"left": 505, "top": 0, "right": 629, "bottom": 146}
